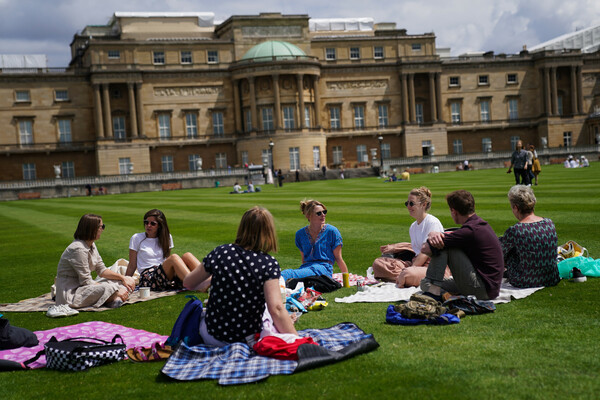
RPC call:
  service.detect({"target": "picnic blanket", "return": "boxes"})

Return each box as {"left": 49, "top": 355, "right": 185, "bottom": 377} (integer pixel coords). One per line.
{"left": 334, "top": 280, "right": 544, "bottom": 304}
{"left": 161, "top": 322, "right": 378, "bottom": 385}
{"left": 0, "top": 289, "right": 178, "bottom": 313}
{"left": 0, "top": 321, "right": 168, "bottom": 369}
{"left": 332, "top": 272, "right": 379, "bottom": 286}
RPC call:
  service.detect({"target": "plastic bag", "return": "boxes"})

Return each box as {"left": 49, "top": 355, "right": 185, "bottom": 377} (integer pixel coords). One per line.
{"left": 557, "top": 257, "right": 600, "bottom": 279}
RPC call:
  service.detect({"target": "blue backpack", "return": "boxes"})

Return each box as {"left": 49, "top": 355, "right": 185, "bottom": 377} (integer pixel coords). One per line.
{"left": 165, "top": 295, "right": 203, "bottom": 346}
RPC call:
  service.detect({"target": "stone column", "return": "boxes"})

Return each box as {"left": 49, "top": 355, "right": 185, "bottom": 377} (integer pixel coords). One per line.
{"left": 429, "top": 73, "right": 437, "bottom": 123}
{"left": 544, "top": 68, "right": 552, "bottom": 116}
{"left": 273, "top": 74, "right": 282, "bottom": 130}
{"left": 551, "top": 67, "right": 558, "bottom": 116}
{"left": 313, "top": 75, "right": 321, "bottom": 128}
{"left": 297, "top": 74, "right": 305, "bottom": 129}
{"left": 102, "top": 83, "right": 112, "bottom": 138}
{"left": 248, "top": 77, "right": 258, "bottom": 132}
{"left": 232, "top": 79, "right": 242, "bottom": 133}
{"left": 436, "top": 72, "right": 443, "bottom": 121}
{"left": 401, "top": 74, "right": 409, "bottom": 123}
{"left": 576, "top": 66, "right": 583, "bottom": 115}
{"left": 93, "top": 84, "right": 104, "bottom": 138}
{"left": 570, "top": 66, "right": 578, "bottom": 115}
{"left": 128, "top": 83, "right": 138, "bottom": 138}
{"left": 135, "top": 83, "right": 145, "bottom": 138}
{"left": 408, "top": 73, "right": 416, "bottom": 123}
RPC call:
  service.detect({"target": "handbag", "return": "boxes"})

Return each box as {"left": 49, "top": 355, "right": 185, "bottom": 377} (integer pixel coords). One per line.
{"left": 557, "top": 240, "right": 588, "bottom": 262}
{"left": 25, "top": 335, "right": 126, "bottom": 371}
{"left": 165, "top": 295, "right": 204, "bottom": 346}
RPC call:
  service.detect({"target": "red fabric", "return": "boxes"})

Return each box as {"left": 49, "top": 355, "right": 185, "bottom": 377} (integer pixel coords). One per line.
{"left": 253, "top": 336, "right": 318, "bottom": 360}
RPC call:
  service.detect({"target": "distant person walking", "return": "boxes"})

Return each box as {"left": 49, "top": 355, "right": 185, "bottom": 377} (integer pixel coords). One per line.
{"left": 322, "top": 165, "right": 327, "bottom": 178}
{"left": 507, "top": 140, "right": 530, "bottom": 185}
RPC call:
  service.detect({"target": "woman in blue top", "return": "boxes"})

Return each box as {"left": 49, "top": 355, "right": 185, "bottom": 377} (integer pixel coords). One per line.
{"left": 281, "top": 199, "right": 349, "bottom": 281}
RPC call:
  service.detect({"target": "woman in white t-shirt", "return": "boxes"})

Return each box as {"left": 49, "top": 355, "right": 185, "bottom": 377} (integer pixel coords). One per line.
{"left": 126, "top": 209, "right": 196, "bottom": 291}
{"left": 397, "top": 187, "right": 444, "bottom": 287}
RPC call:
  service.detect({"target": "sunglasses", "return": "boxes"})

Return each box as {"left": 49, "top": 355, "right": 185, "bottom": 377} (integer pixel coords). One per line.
{"left": 99, "top": 224, "right": 106, "bottom": 230}
{"left": 405, "top": 201, "right": 420, "bottom": 207}
{"left": 144, "top": 220, "right": 158, "bottom": 226}
{"left": 315, "top": 210, "right": 328, "bottom": 217}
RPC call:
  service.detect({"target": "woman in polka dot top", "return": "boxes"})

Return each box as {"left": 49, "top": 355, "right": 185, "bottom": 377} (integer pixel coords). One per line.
{"left": 183, "top": 206, "right": 298, "bottom": 345}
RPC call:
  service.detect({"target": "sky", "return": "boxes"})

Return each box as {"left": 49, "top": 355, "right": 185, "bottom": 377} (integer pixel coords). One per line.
{"left": 1, "top": 0, "right": 599, "bottom": 67}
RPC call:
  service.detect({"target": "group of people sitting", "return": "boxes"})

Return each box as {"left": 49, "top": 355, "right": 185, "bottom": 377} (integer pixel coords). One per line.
{"left": 230, "top": 181, "right": 260, "bottom": 194}
{"left": 373, "top": 185, "right": 560, "bottom": 301}
{"left": 51, "top": 182, "right": 560, "bottom": 345}
{"left": 564, "top": 155, "right": 589, "bottom": 168}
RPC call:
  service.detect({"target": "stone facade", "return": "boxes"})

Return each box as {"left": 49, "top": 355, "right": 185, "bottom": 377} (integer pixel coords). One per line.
{"left": 1, "top": 11, "right": 600, "bottom": 181}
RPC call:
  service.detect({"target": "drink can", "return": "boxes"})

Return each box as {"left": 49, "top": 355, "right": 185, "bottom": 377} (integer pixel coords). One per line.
{"left": 342, "top": 272, "right": 350, "bottom": 288}
{"left": 356, "top": 278, "right": 365, "bottom": 292}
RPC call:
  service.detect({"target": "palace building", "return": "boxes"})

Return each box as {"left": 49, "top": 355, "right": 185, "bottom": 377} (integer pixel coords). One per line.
{"left": 1, "top": 11, "right": 599, "bottom": 181}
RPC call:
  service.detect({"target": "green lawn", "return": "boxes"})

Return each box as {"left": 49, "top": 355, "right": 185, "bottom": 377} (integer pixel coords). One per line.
{"left": 1, "top": 163, "right": 599, "bottom": 399}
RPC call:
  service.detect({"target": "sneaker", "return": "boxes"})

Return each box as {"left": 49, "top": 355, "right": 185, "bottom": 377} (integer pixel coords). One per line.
{"left": 60, "top": 304, "right": 79, "bottom": 316}
{"left": 46, "top": 305, "right": 67, "bottom": 318}
{"left": 106, "top": 299, "right": 123, "bottom": 308}
{"left": 570, "top": 267, "right": 587, "bottom": 283}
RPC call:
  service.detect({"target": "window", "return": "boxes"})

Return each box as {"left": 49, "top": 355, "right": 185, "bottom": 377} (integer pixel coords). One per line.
{"left": 180, "top": 51, "right": 192, "bottom": 64}
{"left": 304, "top": 105, "right": 311, "bottom": 128}
{"left": 161, "top": 155, "right": 174, "bottom": 172}
{"left": 508, "top": 99, "right": 519, "bottom": 120}
{"left": 19, "top": 120, "right": 33, "bottom": 145}
{"left": 333, "top": 146, "right": 343, "bottom": 165}
{"left": 507, "top": 73, "right": 518, "bottom": 84}
{"left": 262, "top": 107, "right": 274, "bottom": 132}
{"left": 55, "top": 90, "right": 69, "bottom": 102}
{"left": 563, "top": 131, "right": 572, "bottom": 147}
{"left": 449, "top": 76, "right": 460, "bottom": 87}
{"left": 325, "top": 48, "right": 336, "bottom": 60}
{"left": 215, "top": 153, "right": 227, "bottom": 169}
{"left": 158, "top": 114, "right": 171, "bottom": 139}
{"left": 283, "top": 106, "right": 295, "bottom": 131}
{"left": 212, "top": 112, "right": 224, "bottom": 136}
{"left": 207, "top": 51, "right": 219, "bottom": 64}
{"left": 350, "top": 47, "right": 360, "bottom": 60}
{"left": 15, "top": 90, "right": 30, "bottom": 102}
{"left": 289, "top": 147, "right": 300, "bottom": 171}
{"left": 478, "top": 75, "right": 489, "bottom": 86}
{"left": 482, "top": 138, "right": 492, "bottom": 153}
{"left": 153, "top": 51, "right": 165, "bottom": 65}
{"left": 381, "top": 143, "right": 391, "bottom": 159}
{"left": 241, "top": 151, "right": 249, "bottom": 166}
{"left": 374, "top": 46, "right": 384, "bottom": 59}
{"left": 185, "top": 112, "right": 198, "bottom": 138}
{"left": 378, "top": 104, "right": 389, "bottom": 128}
{"left": 119, "top": 158, "right": 131, "bottom": 175}
{"left": 510, "top": 136, "right": 521, "bottom": 150}
{"left": 62, "top": 161, "right": 75, "bottom": 178}
{"left": 451, "top": 102, "right": 461, "bottom": 124}
{"left": 58, "top": 119, "right": 72, "bottom": 143}
{"left": 108, "top": 50, "right": 120, "bottom": 59}
{"left": 353, "top": 105, "right": 365, "bottom": 129}
{"left": 22, "top": 163, "right": 36, "bottom": 180}
{"left": 453, "top": 139, "right": 463, "bottom": 155}
{"left": 416, "top": 103, "right": 424, "bottom": 124}
{"left": 558, "top": 95, "right": 563, "bottom": 116}
{"left": 480, "top": 100, "right": 490, "bottom": 122}
{"left": 357, "top": 144, "right": 367, "bottom": 163}
{"left": 330, "top": 106, "right": 340, "bottom": 130}
{"left": 189, "top": 154, "right": 201, "bottom": 171}
{"left": 313, "top": 146, "right": 321, "bottom": 169}
{"left": 244, "top": 109, "right": 252, "bottom": 132}
{"left": 111, "top": 116, "right": 125, "bottom": 141}
{"left": 412, "top": 43, "right": 422, "bottom": 52}
{"left": 422, "top": 140, "right": 432, "bottom": 157}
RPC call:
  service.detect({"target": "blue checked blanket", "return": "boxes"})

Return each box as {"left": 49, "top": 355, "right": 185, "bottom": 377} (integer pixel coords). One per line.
{"left": 161, "top": 322, "right": 377, "bottom": 385}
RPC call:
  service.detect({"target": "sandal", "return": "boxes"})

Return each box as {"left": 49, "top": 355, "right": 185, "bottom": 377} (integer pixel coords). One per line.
{"left": 127, "top": 342, "right": 173, "bottom": 362}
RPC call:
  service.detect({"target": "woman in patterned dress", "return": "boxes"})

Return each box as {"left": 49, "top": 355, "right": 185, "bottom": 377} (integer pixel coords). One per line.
{"left": 500, "top": 185, "right": 560, "bottom": 288}
{"left": 182, "top": 206, "right": 297, "bottom": 345}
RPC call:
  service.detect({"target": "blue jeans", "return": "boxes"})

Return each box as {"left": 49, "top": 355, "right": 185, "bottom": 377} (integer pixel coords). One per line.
{"left": 281, "top": 262, "right": 333, "bottom": 280}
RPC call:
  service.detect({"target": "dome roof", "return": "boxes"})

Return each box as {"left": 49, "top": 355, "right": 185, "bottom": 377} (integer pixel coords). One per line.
{"left": 241, "top": 41, "right": 307, "bottom": 62}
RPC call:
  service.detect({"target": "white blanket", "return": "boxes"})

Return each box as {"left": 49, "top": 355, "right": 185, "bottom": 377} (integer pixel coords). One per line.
{"left": 334, "top": 280, "right": 544, "bottom": 304}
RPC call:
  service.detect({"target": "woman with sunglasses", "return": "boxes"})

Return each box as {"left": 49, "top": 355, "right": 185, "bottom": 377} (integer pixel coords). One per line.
{"left": 373, "top": 187, "right": 445, "bottom": 287}
{"left": 126, "top": 209, "right": 196, "bottom": 291}
{"left": 51, "top": 214, "right": 135, "bottom": 315}
{"left": 280, "top": 199, "right": 348, "bottom": 281}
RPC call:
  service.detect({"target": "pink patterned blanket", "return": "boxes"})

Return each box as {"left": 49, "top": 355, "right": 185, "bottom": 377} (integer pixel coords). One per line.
{"left": 0, "top": 321, "right": 168, "bottom": 369}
